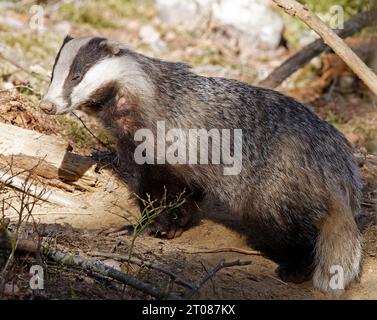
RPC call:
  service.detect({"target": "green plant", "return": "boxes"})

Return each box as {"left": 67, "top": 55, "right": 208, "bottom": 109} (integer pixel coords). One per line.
{"left": 126, "top": 188, "right": 187, "bottom": 271}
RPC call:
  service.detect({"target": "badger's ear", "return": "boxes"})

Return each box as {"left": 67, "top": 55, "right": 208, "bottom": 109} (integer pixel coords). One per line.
{"left": 99, "top": 39, "right": 122, "bottom": 55}
{"left": 63, "top": 35, "right": 74, "bottom": 45}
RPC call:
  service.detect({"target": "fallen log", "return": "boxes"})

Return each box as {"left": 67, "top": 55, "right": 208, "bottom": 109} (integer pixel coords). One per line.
{"left": 0, "top": 123, "right": 136, "bottom": 229}
{"left": 0, "top": 170, "right": 81, "bottom": 207}
{"left": 0, "top": 123, "right": 98, "bottom": 191}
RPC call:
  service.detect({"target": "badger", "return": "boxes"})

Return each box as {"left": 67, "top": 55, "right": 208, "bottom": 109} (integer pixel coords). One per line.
{"left": 40, "top": 35, "right": 363, "bottom": 293}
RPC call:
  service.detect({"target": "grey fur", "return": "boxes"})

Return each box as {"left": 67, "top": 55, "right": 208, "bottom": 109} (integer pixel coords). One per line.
{"left": 42, "top": 36, "right": 363, "bottom": 293}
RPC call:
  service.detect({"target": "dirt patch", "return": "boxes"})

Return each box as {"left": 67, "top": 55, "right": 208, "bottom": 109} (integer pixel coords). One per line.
{"left": 0, "top": 91, "right": 56, "bottom": 134}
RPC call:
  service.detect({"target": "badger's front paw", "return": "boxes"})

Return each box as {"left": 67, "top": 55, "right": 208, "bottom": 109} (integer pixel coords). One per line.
{"left": 145, "top": 218, "right": 184, "bottom": 239}
{"left": 144, "top": 206, "right": 200, "bottom": 239}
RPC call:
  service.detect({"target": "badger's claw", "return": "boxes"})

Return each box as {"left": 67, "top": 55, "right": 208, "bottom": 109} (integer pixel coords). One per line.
{"left": 146, "top": 223, "right": 185, "bottom": 239}
{"left": 143, "top": 205, "right": 200, "bottom": 239}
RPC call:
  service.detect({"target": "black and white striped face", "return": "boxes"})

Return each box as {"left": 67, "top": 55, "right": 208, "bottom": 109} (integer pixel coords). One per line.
{"left": 40, "top": 36, "right": 127, "bottom": 115}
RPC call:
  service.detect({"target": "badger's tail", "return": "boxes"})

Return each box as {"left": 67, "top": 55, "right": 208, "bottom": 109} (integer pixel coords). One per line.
{"left": 313, "top": 192, "right": 362, "bottom": 294}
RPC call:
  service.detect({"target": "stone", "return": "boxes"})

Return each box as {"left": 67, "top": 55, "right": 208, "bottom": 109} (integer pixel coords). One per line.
{"left": 155, "top": 0, "right": 284, "bottom": 49}
{"left": 139, "top": 25, "right": 166, "bottom": 50}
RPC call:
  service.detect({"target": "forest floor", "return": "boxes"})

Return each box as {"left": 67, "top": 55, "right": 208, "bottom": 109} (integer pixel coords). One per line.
{"left": 0, "top": 0, "right": 376, "bottom": 299}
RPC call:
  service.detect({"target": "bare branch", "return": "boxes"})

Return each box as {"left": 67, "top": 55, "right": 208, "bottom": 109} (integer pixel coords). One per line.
{"left": 89, "top": 251, "right": 195, "bottom": 290}
{"left": 0, "top": 231, "right": 183, "bottom": 300}
{"left": 261, "top": 5, "right": 377, "bottom": 90}
{"left": 179, "top": 246, "right": 260, "bottom": 256}
{"left": 44, "top": 247, "right": 183, "bottom": 300}
{"left": 185, "top": 259, "right": 251, "bottom": 298}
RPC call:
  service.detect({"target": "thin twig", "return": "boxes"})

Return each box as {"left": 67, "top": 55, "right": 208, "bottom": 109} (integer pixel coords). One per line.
{"left": 44, "top": 247, "right": 183, "bottom": 300}
{"left": 266, "top": 274, "right": 289, "bottom": 285}
{"left": 89, "top": 251, "right": 195, "bottom": 290}
{"left": 71, "top": 112, "right": 111, "bottom": 150}
{"left": 179, "top": 246, "right": 261, "bottom": 256}
{"left": 185, "top": 259, "right": 251, "bottom": 298}
{"left": 0, "top": 232, "right": 183, "bottom": 300}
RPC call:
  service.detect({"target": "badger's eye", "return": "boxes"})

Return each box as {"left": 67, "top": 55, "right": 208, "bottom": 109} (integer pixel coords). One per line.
{"left": 71, "top": 74, "right": 81, "bottom": 81}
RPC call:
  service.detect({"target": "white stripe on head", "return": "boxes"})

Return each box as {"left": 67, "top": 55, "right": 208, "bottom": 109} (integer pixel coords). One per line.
{"left": 44, "top": 37, "right": 92, "bottom": 109}
{"left": 68, "top": 55, "right": 154, "bottom": 112}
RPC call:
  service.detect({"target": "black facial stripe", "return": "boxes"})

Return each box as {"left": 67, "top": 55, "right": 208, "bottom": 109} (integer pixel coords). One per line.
{"left": 62, "top": 37, "right": 109, "bottom": 106}
{"left": 84, "top": 81, "right": 118, "bottom": 112}
{"left": 51, "top": 35, "right": 73, "bottom": 83}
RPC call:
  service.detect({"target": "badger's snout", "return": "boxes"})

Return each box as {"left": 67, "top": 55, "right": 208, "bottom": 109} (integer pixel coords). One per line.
{"left": 39, "top": 100, "right": 57, "bottom": 115}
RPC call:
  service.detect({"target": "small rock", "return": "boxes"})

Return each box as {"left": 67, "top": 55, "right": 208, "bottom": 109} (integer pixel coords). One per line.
{"left": 139, "top": 25, "right": 166, "bottom": 50}
{"left": 30, "top": 64, "right": 48, "bottom": 76}
{"left": 139, "top": 25, "right": 160, "bottom": 44}
{"left": 299, "top": 30, "right": 320, "bottom": 46}
{"left": 53, "top": 21, "right": 72, "bottom": 35}
{"left": 2, "top": 82, "right": 14, "bottom": 90}
{"left": 126, "top": 19, "right": 141, "bottom": 32}
{"left": 156, "top": 0, "right": 284, "bottom": 49}
{"left": 212, "top": 0, "right": 284, "bottom": 49}
{"left": 156, "top": 0, "right": 206, "bottom": 29}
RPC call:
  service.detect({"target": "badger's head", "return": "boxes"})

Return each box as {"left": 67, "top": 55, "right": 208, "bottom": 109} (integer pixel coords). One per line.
{"left": 40, "top": 35, "right": 151, "bottom": 115}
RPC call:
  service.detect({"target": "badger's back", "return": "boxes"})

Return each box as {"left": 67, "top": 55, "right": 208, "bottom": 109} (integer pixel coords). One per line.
{"left": 133, "top": 59, "right": 362, "bottom": 293}
{"left": 138, "top": 59, "right": 361, "bottom": 209}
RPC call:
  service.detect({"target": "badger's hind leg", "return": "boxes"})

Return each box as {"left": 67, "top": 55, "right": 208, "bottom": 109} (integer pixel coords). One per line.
{"left": 244, "top": 210, "right": 318, "bottom": 285}
{"left": 137, "top": 166, "right": 203, "bottom": 239}
{"left": 313, "top": 193, "right": 362, "bottom": 293}
{"left": 245, "top": 191, "right": 362, "bottom": 292}
{"left": 276, "top": 253, "right": 315, "bottom": 284}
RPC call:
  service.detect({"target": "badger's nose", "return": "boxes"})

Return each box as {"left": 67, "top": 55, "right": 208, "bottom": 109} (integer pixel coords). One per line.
{"left": 39, "top": 100, "right": 57, "bottom": 115}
